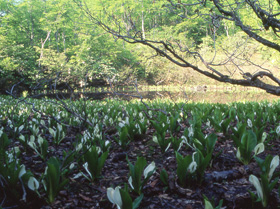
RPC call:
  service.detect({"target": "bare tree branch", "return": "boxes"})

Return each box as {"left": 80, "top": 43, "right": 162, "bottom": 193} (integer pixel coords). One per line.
{"left": 74, "top": 0, "right": 280, "bottom": 95}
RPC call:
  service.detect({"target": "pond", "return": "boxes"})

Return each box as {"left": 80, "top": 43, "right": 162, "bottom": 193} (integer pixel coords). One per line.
{"left": 29, "top": 85, "right": 279, "bottom": 103}
{"left": 113, "top": 85, "right": 280, "bottom": 103}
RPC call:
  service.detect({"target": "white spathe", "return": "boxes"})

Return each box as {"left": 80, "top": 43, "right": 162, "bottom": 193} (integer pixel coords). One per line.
{"left": 128, "top": 176, "right": 134, "bottom": 190}
{"left": 188, "top": 161, "right": 197, "bottom": 174}
{"left": 28, "top": 177, "right": 39, "bottom": 191}
{"left": 144, "top": 161, "right": 156, "bottom": 179}
{"left": 261, "top": 132, "right": 267, "bottom": 143}
{"left": 107, "top": 186, "right": 122, "bottom": 209}
{"left": 268, "top": 155, "right": 279, "bottom": 181}
{"left": 254, "top": 143, "right": 264, "bottom": 155}
{"left": 247, "top": 119, "right": 252, "bottom": 128}
{"left": 18, "top": 165, "right": 26, "bottom": 178}
{"left": 83, "top": 162, "right": 92, "bottom": 179}
{"left": 276, "top": 126, "right": 280, "bottom": 136}
{"left": 249, "top": 175, "right": 263, "bottom": 201}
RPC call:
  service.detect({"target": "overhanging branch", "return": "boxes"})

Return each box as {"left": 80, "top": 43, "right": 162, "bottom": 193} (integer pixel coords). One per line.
{"left": 75, "top": 0, "right": 280, "bottom": 96}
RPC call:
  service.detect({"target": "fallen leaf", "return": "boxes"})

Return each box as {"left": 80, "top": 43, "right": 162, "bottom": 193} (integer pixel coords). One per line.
{"left": 150, "top": 179, "right": 158, "bottom": 187}
{"left": 79, "top": 193, "right": 93, "bottom": 202}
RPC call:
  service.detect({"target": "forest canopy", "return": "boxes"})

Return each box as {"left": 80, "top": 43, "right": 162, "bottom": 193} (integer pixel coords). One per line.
{"left": 76, "top": 0, "right": 280, "bottom": 94}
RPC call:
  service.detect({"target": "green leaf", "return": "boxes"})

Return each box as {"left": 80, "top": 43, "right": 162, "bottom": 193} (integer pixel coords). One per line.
{"left": 175, "top": 152, "right": 192, "bottom": 188}
{"left": 120, "top": 189, "right": 133, "bottom": 209}
{"left": 133, "top": 194, "right": 144, "bottom": 209}
{"left": 248, "top": 190, "right": 258, "bottom": 202}
{"left": 206, "top": 133, "right": 217, "bottom": 154}
{"left": 242, "top": 130, "right": 257, "bottom": 153}
{"left": 58, "top": 178, "right": 69, "bottom": 192}
{"left": 217, "top": 199, "right": 224, "bottom": 209}
{"left": 127, "top": 157, "right": 147, "bottom": 194}
{"left": 268, "top": 177, "right": 279, "bottom": 192}
{"left": 134, "top": 157, "right": 147, "bottom": 193}
{"left": 119, "top": 126, "right": 130, "bottom": 149}
{"left": 97, "top": 151, "right": 109, "bottom": 177}
{"left": 160, "top": 169, "right": 168, "bottom": 186}
{"left": 84, "top": 147, "right": 108, "bottom": 181}
{"left": 204, "top": 199, "right": 214, "bottom": 209}
{"left": 45, "top": 157, "right": 66, "bottom": 203}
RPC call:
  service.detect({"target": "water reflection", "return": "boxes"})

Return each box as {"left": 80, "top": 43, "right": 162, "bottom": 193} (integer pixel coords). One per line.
{"left": 118, "top": 89, "right": 279, "bottom": 103}
{"left": 30, "top": 86, "right": 279, "bottom": 103}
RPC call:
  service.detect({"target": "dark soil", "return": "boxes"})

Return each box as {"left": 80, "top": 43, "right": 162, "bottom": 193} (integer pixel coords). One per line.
{"left": 1, "top": 121, "right": 280, "bottom": 209}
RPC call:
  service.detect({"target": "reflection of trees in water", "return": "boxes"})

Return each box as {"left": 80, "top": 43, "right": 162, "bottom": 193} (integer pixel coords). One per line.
{"left": 184, "top": 91, "right": 278, "bottom": 103}
{"left": 136, "top": 89, "right": 278, "bottom": 103}
{"left": 30, "top": 86, "right": 278, "bottom": 103}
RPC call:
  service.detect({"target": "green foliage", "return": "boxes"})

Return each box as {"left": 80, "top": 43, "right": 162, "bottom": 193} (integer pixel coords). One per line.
{"left": 117, "top": 126, "right": 131, "bottom": 150}
{"left": 153, "top": 133, "right": 171, "bottom": 154}
{"left": 0, "top": 0, "right": 279, "bottom": 88}
{"left": 233, "top": 130, "right": 264, "bottom": 165}
{"left": 175, "top": 151, "right": 195, "bottom": 188}
{"left": 0, "top": 0, "right": 140, "bottom": 91}
{"left": 0, "top": 129, "right": 10, "bottom": 161}
{"left": 107, "top": 185, "right": 144, "bottom": 209}
{"left": 171, "top": 136, "right": 184, "bottom": 152}
{"left": 168, "top": 113, "right": 181, "bottom": 134}
{"left": 49, "top": 123, "right": 66, "bottom": 145}
{"left": 27, "top": 135, "right": 49, "bottom": 160}
{"left": 203, "top": 195, "right": 224, "bottom": 209}
{"left": 119, "top": 186, "right": 144, "bottom": 209}
{"left": 192, "top": 133, "right": 217, "bottom": 158}
{"left": 181, "top": 129, "right": 217, "bottom": 184}
{"left": 42, "top": 157, "right": 69, "bottom": 203}
{"left": 0, "top": 143, "right": 22, "bottom": 189}
{"left": 0, "top": 130, "right": 35, "bottom": 199}
{"left": 2, "top": 96, "right": 280, "bottom": 207}
{"left": 83, "top": 146, "right": 108, "bottom": 182}
{"left": 175, "top": 133, "right": 216, "bottom": 187}
{"left": 151, "top": 120, "right": 171, "bottom": 153}
{"left": 249, "top": 155, "right": 279, "bottom": 207}
{"left": 208, "top": 107, "right": 235, "bottom": 136}
{"left": 232, "top": 123, "right": 247, "bottom": 143}
{"left": 159, "top": 169, "right": 169, "bottom": 186}
{"left": 127, "top": 156, "right": 156, "bottom": 195}
{"left": 125, "top": 117, "right": 142, "bottom": 140}
{"left": 194, "top": 150, "right": 213, "bottom": 184}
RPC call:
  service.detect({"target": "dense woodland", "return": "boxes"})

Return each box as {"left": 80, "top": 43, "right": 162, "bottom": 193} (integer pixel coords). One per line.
{"left": 0, "top": 0, "right": 279, "bottom": 95}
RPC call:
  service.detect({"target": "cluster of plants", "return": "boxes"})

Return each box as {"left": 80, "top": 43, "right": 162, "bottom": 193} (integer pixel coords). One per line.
{"left": 0, "top": 95, "right": 280, "bottom": 208}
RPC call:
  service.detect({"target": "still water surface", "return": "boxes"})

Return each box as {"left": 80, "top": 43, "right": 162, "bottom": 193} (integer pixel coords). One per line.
{"left": 122, "top": 90, "right": 279, "bottom": 103}
{"left": 35, "top": 85, "right": 280, "bottom": 103}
